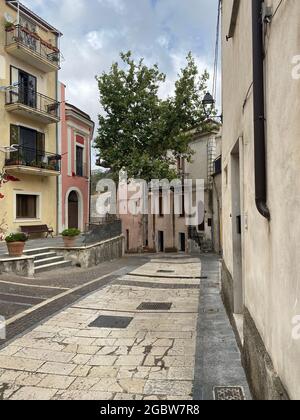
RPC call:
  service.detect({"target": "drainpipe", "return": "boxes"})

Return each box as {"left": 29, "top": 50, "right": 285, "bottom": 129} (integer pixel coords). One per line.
{"left": 252, "top": 0, "right": 270, "bottom": 220}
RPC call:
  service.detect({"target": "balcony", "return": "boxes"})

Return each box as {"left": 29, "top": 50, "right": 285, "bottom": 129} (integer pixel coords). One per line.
{"left": 4, "top": 146, "right": 61, "bottom": 177}
{"left": 5, "top": 24, "right": 60, "bottom": 73}
{"left": 5, "top": 86, "right": 60, "bottom": 124}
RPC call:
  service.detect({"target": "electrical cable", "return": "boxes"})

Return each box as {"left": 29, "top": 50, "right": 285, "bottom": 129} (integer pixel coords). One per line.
{"left": 272, "top": 0, "right": 284, "bottom": 19}
{"left": 212, "top": 0, "right": 221, "bottom": 102}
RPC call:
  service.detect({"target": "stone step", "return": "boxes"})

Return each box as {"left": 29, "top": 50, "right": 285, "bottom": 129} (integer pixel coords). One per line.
{"left": 34, "top": 260, "right": 73, "bottom": 274}
{"left": 30, "top": 252, "right": 58, "bottom": 261}
{"left": 34, "top": 256, "right": 65, "bottom": 268}
{"left": 24, "top": 248, "right": 51, "bottom": 256}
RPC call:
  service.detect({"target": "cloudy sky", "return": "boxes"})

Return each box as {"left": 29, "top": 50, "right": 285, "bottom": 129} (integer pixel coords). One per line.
{"left": 22, "top": 0, "right": 219, "bottom": 166}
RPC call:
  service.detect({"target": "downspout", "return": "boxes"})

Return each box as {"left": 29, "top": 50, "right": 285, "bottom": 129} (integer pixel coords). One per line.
{"left": 252, "top": 0, "right": 270, "bottom": 220}
{"left": 55, "top": 45, "right": 59, "bottom": 235}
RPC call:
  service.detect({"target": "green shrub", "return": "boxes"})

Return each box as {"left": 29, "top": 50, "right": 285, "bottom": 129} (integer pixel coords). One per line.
{"left": 61, "top": 228, "right": 81, "bottom": 237}
{"left": 5, "top": 233, "right": 28, "bottom": 243}
{"left": 5, "top": 22, "right": 14, "bottom": 30}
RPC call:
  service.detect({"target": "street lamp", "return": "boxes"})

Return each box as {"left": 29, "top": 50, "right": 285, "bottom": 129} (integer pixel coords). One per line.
{"left": 202, "top": 92, "right": 223, "bottom": 123}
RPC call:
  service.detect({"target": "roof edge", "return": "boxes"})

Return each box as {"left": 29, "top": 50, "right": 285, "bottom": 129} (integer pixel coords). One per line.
{"left": 6, "top": 0, "right": 63, "bottom": 36}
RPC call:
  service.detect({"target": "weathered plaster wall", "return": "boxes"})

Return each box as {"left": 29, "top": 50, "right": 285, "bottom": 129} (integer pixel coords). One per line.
{"left": 221, "top": 0, "right": 300, "bottom": 399}
{"left": 0, "top": 0, "right": 59, "bottom": 235}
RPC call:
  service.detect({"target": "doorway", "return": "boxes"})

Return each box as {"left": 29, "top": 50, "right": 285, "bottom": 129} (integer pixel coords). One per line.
{"left": 68, "top": 191, "right": 79, "bottom": 229}
{"left": 126, "top": 229, "right": 130, "bottom": 252}
{"left": 158, "top": 231, "right": 164, "bottom": 252}
{"left": 179, "top": 233, "right": 186, "bottom": 252}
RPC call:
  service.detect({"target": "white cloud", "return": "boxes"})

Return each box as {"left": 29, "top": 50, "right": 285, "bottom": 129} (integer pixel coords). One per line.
{"left": 21, "top": 0, "right": 219, "bottom": 167}
{"left": 97, "top": 0, "right": 125, "bottom": 13}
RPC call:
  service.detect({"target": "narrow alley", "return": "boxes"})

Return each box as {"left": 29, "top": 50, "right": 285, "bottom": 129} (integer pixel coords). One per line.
{"left": 0, "top": 255, "right": 249, "bottom": 400}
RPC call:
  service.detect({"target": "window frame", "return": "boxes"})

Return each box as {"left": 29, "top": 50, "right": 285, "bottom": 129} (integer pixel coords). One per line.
{"left": 14, "top": 191, "right": 41, "bottom": 222}
{"left": 75, "top": 144, "right": 84, "bottom": 177}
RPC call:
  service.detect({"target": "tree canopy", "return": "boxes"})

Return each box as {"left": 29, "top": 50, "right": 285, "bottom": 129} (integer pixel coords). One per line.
{"left": 95, "top": 51, "right": 216, "bottom": 181}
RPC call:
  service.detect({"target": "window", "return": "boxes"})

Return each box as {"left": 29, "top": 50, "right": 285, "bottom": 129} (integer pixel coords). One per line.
{"left": 198, "top": 222, "right": 205, "bottom": 232}
{"left": 10, "top": 125, "right": 45, "bottom": 166}
{"left": 76, "top": 146, "right": 84, "bottom": 177}
{"left": 10, "top": 67, "right": 37, "bottom": 108}
{"left": 214, "top": 156, "right": 222, "bottom": 175}
{"left": 180, "top": 183, "right": 185, "bottom": 218}
{"left": 16, "top": 194, "right": 38, "bottom": 219}
{"left": 208, "top": 218, "right": 212, "bottom": 227}
{"left": 159, "top": 194, "right": 164, "bottom": 217}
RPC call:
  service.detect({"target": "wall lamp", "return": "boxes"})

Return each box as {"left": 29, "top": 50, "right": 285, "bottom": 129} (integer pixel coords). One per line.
{"left": 202, "top": 92, "right": 223, "bottom": 123}
{"left": 0, "top": 145, "right": 20, "bottom": 153}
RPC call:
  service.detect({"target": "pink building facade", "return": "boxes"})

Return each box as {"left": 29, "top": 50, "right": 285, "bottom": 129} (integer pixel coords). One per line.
{"left": 58, "top": 83, "right": 94, "bottom": 233}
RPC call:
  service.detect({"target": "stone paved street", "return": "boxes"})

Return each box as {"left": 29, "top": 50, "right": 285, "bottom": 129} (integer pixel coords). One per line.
{"left": 0, "top": 255, "right": 250, "bottom": 400}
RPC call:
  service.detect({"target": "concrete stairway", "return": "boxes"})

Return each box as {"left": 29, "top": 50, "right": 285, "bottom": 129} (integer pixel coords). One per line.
{"left": 24, "top": 248, "right": 73, "bottom": 274}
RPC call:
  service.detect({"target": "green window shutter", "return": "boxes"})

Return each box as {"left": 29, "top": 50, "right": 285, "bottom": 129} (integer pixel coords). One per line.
{"left": 36, "top": 132, "right": 45, "bottom": 163}
{"left": 36, "top": 132, "right": 45, "bottom": 153}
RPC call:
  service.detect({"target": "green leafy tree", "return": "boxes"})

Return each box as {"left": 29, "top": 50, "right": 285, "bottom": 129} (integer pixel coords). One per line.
{"left": 95, "top": 51, "right": 215, "bottom": 181}
{"left": 90, "top": 170, "right": 112, "bottom": 195}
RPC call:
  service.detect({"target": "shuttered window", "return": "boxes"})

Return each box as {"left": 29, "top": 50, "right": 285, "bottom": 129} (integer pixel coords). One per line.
{"left": 16, "top": 195, "right": 38, "bottom": 219}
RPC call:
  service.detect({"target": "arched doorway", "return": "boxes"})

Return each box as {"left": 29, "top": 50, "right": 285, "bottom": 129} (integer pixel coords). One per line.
{"left": 68, "top": 191, "right": 79, "bottom": 229}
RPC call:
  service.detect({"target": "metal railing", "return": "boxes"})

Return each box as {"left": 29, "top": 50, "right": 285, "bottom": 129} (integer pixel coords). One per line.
{"left": 5, "top": 146, "right": 61, "bottom": 172}
{"left": 5, "top": 24, "right": 60, "bottom": 66}
{"left": 5, "top": 84, "right": 60, "bottom": 120}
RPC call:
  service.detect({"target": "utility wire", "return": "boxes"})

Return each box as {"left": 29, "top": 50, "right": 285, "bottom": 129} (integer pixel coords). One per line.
{"left": 272, "top": 0, "right": 284, "bottom": 19}
{"left": 212, "top": 0, "right": 221, "bottom": 103}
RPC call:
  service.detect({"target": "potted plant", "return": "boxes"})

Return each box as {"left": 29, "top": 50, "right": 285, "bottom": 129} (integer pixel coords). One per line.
{"left": 5, "top": 22, "right": 15, "bottom": 32}
{"left": 61, "top": 228, "right": 80, "bottom": 248}
{"left": 5, "top": 233, "right": 28, "bottom": 257}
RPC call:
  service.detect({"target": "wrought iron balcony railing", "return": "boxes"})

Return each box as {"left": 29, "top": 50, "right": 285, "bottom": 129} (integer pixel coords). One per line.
{"left": 5, "top": 146, "right": 61, "bottom": 172}
{"left": 5, "top": 85, "right": 60, "bottom": 120}
{"left": 5, "top": 24, "right": 60, "bottom": 67}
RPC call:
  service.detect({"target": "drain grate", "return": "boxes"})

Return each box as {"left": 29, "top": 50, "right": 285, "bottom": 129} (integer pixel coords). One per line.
{"left": 137, "top": 302, "right": 173, "bottom": 311}
{"left": 157, "top": 270, "right": 175, "bottom": 274}
{"left": 89, "top": 316, "right": 133, "bottom": 329}
{"left": 203, "top": 308, "right": 220, "bottom": 314}
{"left": 213, "top": 386, "right": 245, "bottom": 401}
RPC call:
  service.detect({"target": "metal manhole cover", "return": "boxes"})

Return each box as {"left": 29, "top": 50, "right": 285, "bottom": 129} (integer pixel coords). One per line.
{"left": 203, "top": 308, "right": 220, "bottom": 314}
{"left": 89, "top": 316, "right": 133, "bottom": 329}
{"left": 137, "top": 302, "right": 173, "bottom": 311}
{"left": 213, "top": 386, "right": 245, "bottom": 401}
{"left": 157, "top": 270, "right": 175, "bottom": 273}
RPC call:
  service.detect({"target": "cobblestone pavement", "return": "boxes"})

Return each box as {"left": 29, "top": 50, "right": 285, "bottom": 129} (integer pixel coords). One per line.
{"left": 0, "top": 256, "right": 201, "bottom": 400}
{"left": 0, "top": 255, "right": 151, "bottom": 343}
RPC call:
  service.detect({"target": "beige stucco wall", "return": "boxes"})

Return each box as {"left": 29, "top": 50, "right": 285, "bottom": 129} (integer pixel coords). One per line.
{"left": 0, "top": 0, "right": 59, "bottom": 236}
{"left": 222, "top": 0, "right": 300, "bottom": 399}
{"left": 146, "top": 131, "right": 220, "bottom": 252}
{"left": 147, "top": 191, "right": 188, "bottom": 252}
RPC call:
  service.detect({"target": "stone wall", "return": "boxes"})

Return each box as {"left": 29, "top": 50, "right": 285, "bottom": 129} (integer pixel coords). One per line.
{"left": 243, "top": 308, "right": 289, "bottom": 401}
{"left": 84, "top": 221, "right": 122, "bottom": 245}
{"left": 0, "top": 257, "right": 35, "bottom": 278}
{"left": 221, "top": 260, "right": 234, "bottom": 317}
{"left": 53, "top": 235, "right": 124, "bottom": 269}
{"left": 221, "top": 260, "right": 290, "bottom": 400}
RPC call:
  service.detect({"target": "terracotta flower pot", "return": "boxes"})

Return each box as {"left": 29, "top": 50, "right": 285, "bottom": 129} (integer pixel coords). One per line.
{"left": 6, "top": 241, "right": 25, "bottom": 257}
{"left": 62, "top": 236, "right": 77, "bottom": 248}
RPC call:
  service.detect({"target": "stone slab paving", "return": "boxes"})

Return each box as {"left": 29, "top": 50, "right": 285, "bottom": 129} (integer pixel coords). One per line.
{"left": 131, "top": 259, "right": 201, "bottom": 279}
{"left": 0, "top": 257, "right": 200, "bottom": 400}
